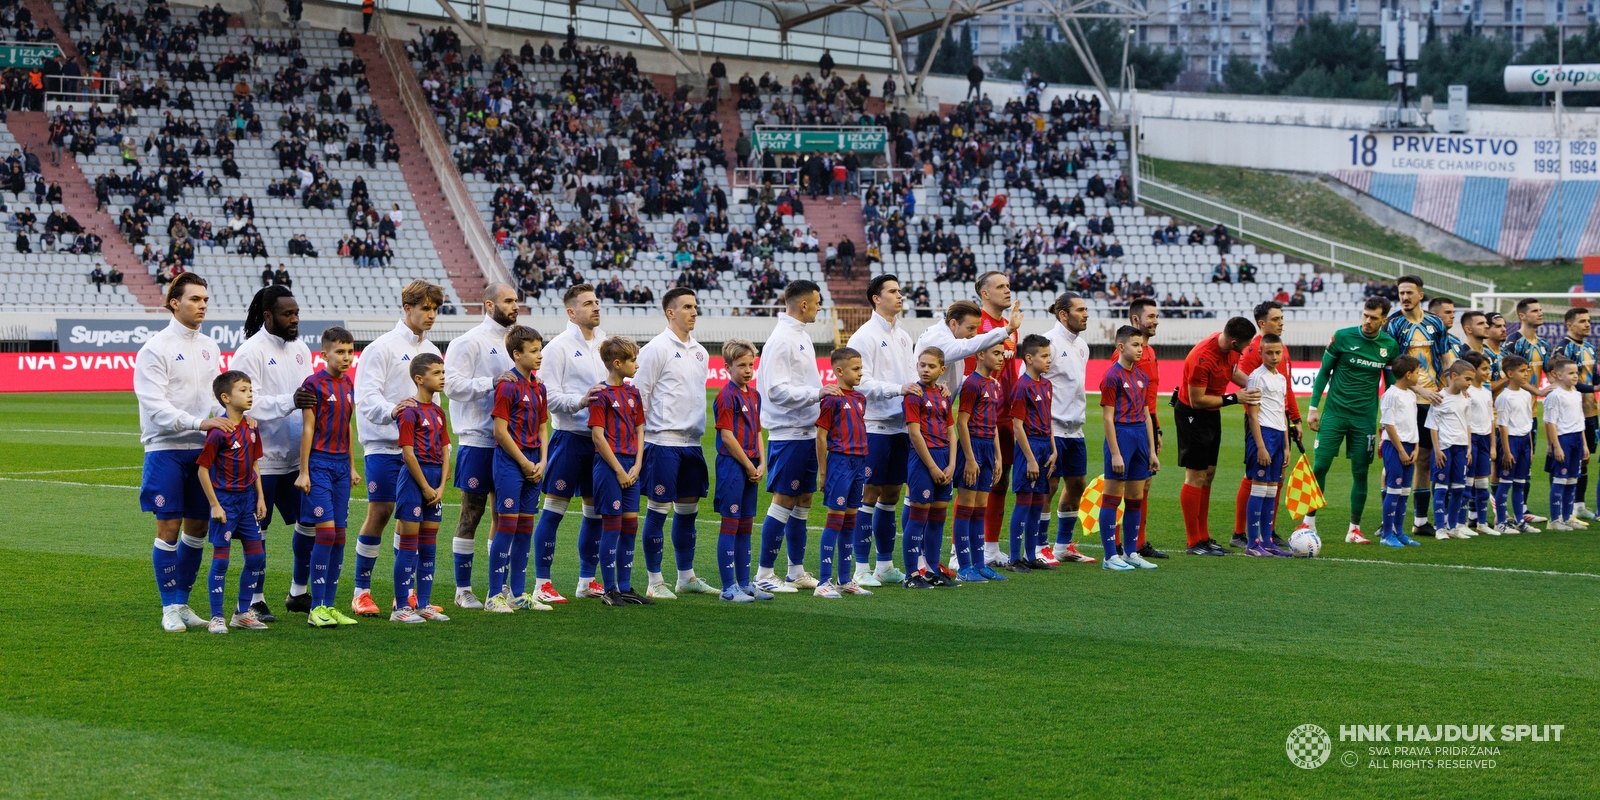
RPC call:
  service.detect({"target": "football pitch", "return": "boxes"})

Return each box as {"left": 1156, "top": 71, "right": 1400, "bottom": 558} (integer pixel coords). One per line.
{"left": 2, "top": 391, "right": 1596, "bottom": 798}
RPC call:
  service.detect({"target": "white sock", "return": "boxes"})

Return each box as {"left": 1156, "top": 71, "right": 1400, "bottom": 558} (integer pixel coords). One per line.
{"left": 983, "top": 541, "right": 999, "bottom": 558}
{"left": 755, "top": 567, "right": 775, "bottom": 580}
{"left": 289, "top": 583, "right": 308, "bottom": 596}
{"left": 1415, "top": 515, "right": 1428, "bottom": 527}
{"left": 677, "top": 569, "right": 695, "bottom": 584}
{"left": 648, "top": 571, "right": 665, "bottom": 585}
{"left": 786, "top": 563, "right": 803, "bottom": 580}
{"left": 354, "top": 587, "right": 370, "bottom": 597}
{"left": 252, "top": 592, "right": 264, "bottom": 604}
{"left": 853, "top": 562, "right": 870, "bottom": 578}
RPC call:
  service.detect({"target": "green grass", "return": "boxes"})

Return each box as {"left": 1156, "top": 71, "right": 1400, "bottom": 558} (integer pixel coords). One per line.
{"left": 1144, "top": 157, "right": 1584, "bottom": 293}
{"left": 3, "top": 391, "right": 1599, "bottom": 798}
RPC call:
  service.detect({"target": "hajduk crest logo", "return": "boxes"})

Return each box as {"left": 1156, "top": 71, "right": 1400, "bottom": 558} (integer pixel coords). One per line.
{"left": 1287, "top": 724, "right": 1332, "bottom": 769}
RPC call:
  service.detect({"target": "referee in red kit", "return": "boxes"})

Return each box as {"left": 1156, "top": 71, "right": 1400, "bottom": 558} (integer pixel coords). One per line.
{"left": 1174, "top": 316, "right": 1261, "bottom": 555}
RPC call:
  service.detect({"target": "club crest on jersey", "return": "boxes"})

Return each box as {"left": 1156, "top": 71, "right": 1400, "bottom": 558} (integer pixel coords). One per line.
{"left": 654, "top": 484, "right": 666, "bottom": 495}
{"left": 296, "top": 354, "right": 305, "bottom": 364}
{"left": 1380, "top": 348, "right": 1390, "bottom": 357}
{"left": 695, "top": 352, "right": 705, "bottom": 362}
{"left": 790, "top": 479, "right": 800, "bottom": 490}
{"left": 922, "top": 489, "right": 931, "bottom": 499}
{"left": 864, "top": 466, "right": 873, "bottom": 478}
{"left": 413, "top": 506, "right": 423, "bottom": 516}
{"left": 467, "top": 477, "right": 479, "bottom": 488}
{"left": 504, "top": 497, "right": 514, "bottom": 508}
{"left": 836, "top": 495, "right": 845, "bottom": 505}
{"left": 730, "top": 503, "right": 740, "bottom": 514}
{"left": 202, "top": 351, "right": 210, "bottom": 360}
{"left": 555, "top": 479, "right": 568, "bottom": 491}
{"left": 612, "top": 500, "right": 621, "bottom": 510}
{"left": 154, "top": 494, "right": 166, "bottom": 507}
{"left": 314, "top": 506, "right": 324, "bottom": 516}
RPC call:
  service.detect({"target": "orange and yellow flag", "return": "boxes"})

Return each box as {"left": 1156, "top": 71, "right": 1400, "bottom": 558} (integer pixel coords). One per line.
{"left": 1283, "top": 454, "right": 1327, "bottom": 519}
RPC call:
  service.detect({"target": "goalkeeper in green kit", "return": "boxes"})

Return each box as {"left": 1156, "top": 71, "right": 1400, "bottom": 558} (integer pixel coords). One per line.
{"left": 1298, "top": 297, "right": 1400, "bottom": 544}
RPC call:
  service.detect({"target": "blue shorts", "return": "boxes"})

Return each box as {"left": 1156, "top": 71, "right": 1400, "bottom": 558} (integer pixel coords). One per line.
{"left": 454, "top": 444, "right": 496, "bottom": 495}
{"left": 1470, "top": 433, "right": 1494, "bottom": 479}
{"left": 593, "top": 453, "right": 641, "bottom": 515}
{"left": 1244, "top": 427, "right": 1287, "bottom": 482}
{"left": 1104, "top": 423, "right": 1151, "bottom": 482}
{"left": 140, "top": 449, "right": 209, "bottom": 520}
{"left": 396, "top": 463, "right": 445, "bottom": 523}
{"left": 865, "top": 432, "right": 910, "bottom": 486}
{"left": 1500, "top": 433, "right": 1533, "bottom": 483}
{"left": 1013, "top": 434, "right": 1053, "bottom": 494}
{"left": 207, "top": 487, "right": 262, "bottom": 547}
{"left": 908, "top": 447, "right": 954, "bottom": 504}
{"left": 714, "top": 453, "right": 760, "bottom": 518}
{"left": 302, "top": 450, "right": 352, "bottom": 527}
{"left": 364, "top": 453, "right": 405, "bottom": 503}
{"left": 767, "top": 438, "right": 819, "bottom": 495}
{"left": 1053, "top": 436, "right": 1087, "bottom": 478}
{"left": 1546, "top": 432, "right": 1586, "bottom": 478}
{"left": 258, "top": 471, "right": 302, "bottom": 529}
{"left": 956, "top": 436, "right": 996, "bottom": 492}
{"left": 492, "top": 447, "right": 542, "bottom": 515}
{"left": 543, "top": 429, "right": 595, "bottom": 500}
{"left": 642, "top": 444, "right": 709, "bottom": 503}
{"left": 1381, "top": 441, "right": 1417, "bottom": 489}
{"left": 822, "top": 452, "right": 867, "bottom": 510}
{"left": 1431, "top": 443, "right": 1470, "bottom": 486}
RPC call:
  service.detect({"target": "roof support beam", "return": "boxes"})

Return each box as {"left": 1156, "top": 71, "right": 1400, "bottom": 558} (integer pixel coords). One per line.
{"left": 615, "top": 0, "right": 702, "bottom": 75}
{"left": 779, "top": 0, "right": 870, "bottom": 31}
{"left": 671, "top": 0, "right": 728, "bottom": 23}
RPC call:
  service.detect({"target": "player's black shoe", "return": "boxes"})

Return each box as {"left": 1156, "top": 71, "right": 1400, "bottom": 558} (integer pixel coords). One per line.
{"left": 601, "top": 591, "right": 628, "bottom": 607}
{"left": 924, "top": 570, "right": 959, "bottom": 587}
{"left": 1413, "top": 522, "right": 1437, "bottom": 539}
{"left": 619, "top": 589, "right": 655, "bottom": 605}
{"left": 1186, "top": 539, "right": 1226, "bottom": 555}
{"left": 1137, "top": 543, "right": 1169, "bottom": 559}
{"left": 1030, "top": 558, "right": 1058, "bottom": 570}
{"left": 1229, "top": 534, "right": 1248, "bottom": 549}
{"left": 1204, "top": 540, "right": 1232, "bottom": 555}
{"left": 902, "top": 574, "right": 934, "bottom": 589}
{"left": 283, "top": 592, "right": 312, "bottom": 614}
{"left": 249, "top": 601, "right": 276, "bottom": 623}
{"left": 1006, "top": 559, "right": 1033, "bottom": 573}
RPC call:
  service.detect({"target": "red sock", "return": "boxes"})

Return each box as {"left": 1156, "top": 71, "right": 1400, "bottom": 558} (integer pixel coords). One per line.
{"left": 1179, "top": 483, "right": 1204, "bottom": 547}
{"left": 1234, "top": 478, "right": 1252, "bottom": 536}
{"left": 1200, "top": 485, "right": 1213, "bottom": 542}
{"left": 1137, "top": 482, "right": 1148, "bottom": 547}
{"left": 984, "top": 464, "right": 1010, "bottom": 543}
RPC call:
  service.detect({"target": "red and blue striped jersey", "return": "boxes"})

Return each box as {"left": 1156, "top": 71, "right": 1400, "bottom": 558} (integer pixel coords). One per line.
{"left": 398, "top": 402, "right": 450, "bottom": 464}
{"left": 904, "top": 385, "right": 952, "bottom": 449}
{"left": 491, "top": 374, "right": 548, "bottom": 450}
{"left": 958, "top": 372, "right": 1002, "bottom": 438}
{"left": 198, "top": 423, "right": 262, "bottom": 491}
{"left": 714, "top": 382, "right": 761, "bottom": 457}
{"left": 301, "top": 369, "right": 354, "bottom": 455}
{"left": 1100, "top": 362, "right": 1149, "bottom": 425}
{"left": 589, "top": 383, "right": 645, "bottom": 456}
{"left": 1010, "top": 373, "right": 1054, "bottom": 437}
{"left": 816, "top": 389, "right": 867, "bottom": 455}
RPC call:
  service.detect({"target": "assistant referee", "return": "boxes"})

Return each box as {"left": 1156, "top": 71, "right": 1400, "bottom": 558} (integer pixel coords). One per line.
{"left": 1174, "top": 317, "right": 1261, "bottom": 555}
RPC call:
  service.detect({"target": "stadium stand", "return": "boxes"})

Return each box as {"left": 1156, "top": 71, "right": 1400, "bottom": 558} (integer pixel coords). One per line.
{"left": 31, "top": 0, "right": 470, "bottom": 312}
{"left": 1333, "top": 169, "right": 1600, "bottom": 261}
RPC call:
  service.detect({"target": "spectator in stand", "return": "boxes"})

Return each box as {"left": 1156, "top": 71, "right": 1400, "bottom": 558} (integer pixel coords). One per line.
{"left": 1237, "top": 258, "right": 1256, "bottom": 283}
{"left": 1289, "top": 289, "right": 1307, "bottom": 307}
{"left": 108, "top": 265, "right": 123, "bottom": 286}
{"left": 261, "top": 263, "right": 276, "bottom": 287}
{"left": 90, "top": 265, "right": 106, "bottom": 291}
{"left": 274, "top": 265, "right": 293, "bottom": 287}
{"left": 1274, "top": 287, "right": 1291, "bottom": 304}
{"left": 1211, "top": 223, "right": 1232, "bottom": 255}
{"left": 1310, "top": 275, "right": 1324, "bottom": 292}
{"left": 1211, "top": 259, "right": 1232, "bottom": 284}
{"left": 1295, "top": 274, "right": 1310, "bottom": 293}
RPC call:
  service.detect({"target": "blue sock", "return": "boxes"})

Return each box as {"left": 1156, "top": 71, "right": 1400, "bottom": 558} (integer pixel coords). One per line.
{"left": 1056, "top": 505, "right": 1075, "bottom": 545}
{"left": 759, "top": 504, "right": 789, "bottom": 570}
{"left": 208, "top": 545, "right": 230, "bottom": 618}
{"left": 533, "top": 502, "right": 564, "bottom": 581}
{"left": 1568, "top": 480, "right": 1580, "bottom": 518}
{"left": 642, "top": 506, "right": 668, "bottom": 575}
{"left": 872, "top": 502, "right": 896, "bottom": 563}
{"left": 902, "top": 506, "right": 926, "bottom": 578}
{"left": 599, "top": 517, "right": 621, "bottom": 591}
{"left": 240, "top": 544, "right": 265, "bottom": 615}
{"left": 393, "top": 539, "right": 417, "bottom": 607}
{"left": 671, "top": 506, "right": 698, "bottom": 573}
{"left": 925, "top": 508, "right": 945, "bottom": 570}
{"left": 1495, "top": 482, "right": 1512, "bottom": 526}
{"left": 617, "top": 517, "right": 638, "bottom": 592}
{"left": 1512, "top": 481, "right": 1528, "bottom": 522}
{"left": 853, "top": 505, "right": 875, "bottom": 569}
{"left": 577, "top": 507, "right": 601, "bottom": 580}
{"left": 416, "top": 537, "right": 437, "bottom": 608}
{"left": 734, "top": 525, "right": 753, "bottom": 588}
{"left": 291, "top": 524, "right": 315, "bottom": 590}
{"left": 717, "top": 518, "right": 738, "bottom": 589}
{"left": 1434, "top": 486, "right": 1451, "bottom": 530}
{"left": 1009, "top": 493, "right": 1030, "bottom": 563}
{"left": 452, "top": 536, "right": 473, "bottom": 590}
{"left": 354, "top": 533, "right": 381, "bottom": 590}
{"left": 328, "top": 530, "right": 346, "bottom": 606}
{"left": 153, "top": 538, "right": 178, "bottom": 606}
{"left": 1475, "top": 484, "right": 1491, "bottom": 527}
{"left": 510, "top": 526, "right": 533, "bottom": 597}
{"left": 785, "top": 508, "right": 809, "bottom": 574}
{"left": 952, "top": 506, "right": 972, "bottom": 569}
{"left": 1245, "top": 494, "right": 1263, "bottom": 546}
{"left": 176, "top": 534, "right": 205, "bottom": 603}
{"left": 1383, "top": 492, "right": 1402, "bottom": 537}
{"left": 488, "top": 518, "right": 514, "bottom": 597}
{"left": 1122, "top": 498, "right": 1145, "bottom": 557}
{"left": 819, "top": 514, "right": 840, "bottom": 585}
{"left": 311, "top": 529, "right": 335, "bottom": 607}
{"left": 967, "top": 505, "right": 987, "bottom": 567}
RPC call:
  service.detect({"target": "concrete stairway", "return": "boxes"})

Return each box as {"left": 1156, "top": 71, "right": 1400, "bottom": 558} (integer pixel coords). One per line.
{"left": 7, "top": 112, "right": 165, "bottom": 308}
{"left": 352, "top": 33, "right": 487, "bottom": 304}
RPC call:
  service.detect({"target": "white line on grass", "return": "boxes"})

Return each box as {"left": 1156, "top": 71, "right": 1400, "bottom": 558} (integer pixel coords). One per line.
{"left": 0, "top": 466, "right": 142, "bottom": 476}
{"left": 5, "top": 429, "right": 140, "bottom": 436}
{"left": 1319, "top": 556, "right": 1600, "bottom": 579}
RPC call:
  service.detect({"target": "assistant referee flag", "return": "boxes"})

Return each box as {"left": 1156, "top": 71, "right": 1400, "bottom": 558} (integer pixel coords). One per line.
{"left": 1284, "top": 454, "right": 1327, "bottom": 519}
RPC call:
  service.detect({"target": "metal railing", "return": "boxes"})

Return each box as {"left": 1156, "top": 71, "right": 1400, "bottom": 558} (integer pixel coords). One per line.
{"left": 1470, "top": 292, "right": 1600, "bottom": 317}
{"left": 373, "top": 12, "right": 511, "bottom": 289}
{"left": 1134, "top": 176, "right": 1496, "bottom": 302}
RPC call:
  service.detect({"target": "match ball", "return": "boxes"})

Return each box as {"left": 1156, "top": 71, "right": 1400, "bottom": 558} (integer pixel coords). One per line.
{"left": 1288, "top": 530, "right": 1322, "bottom": 558}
